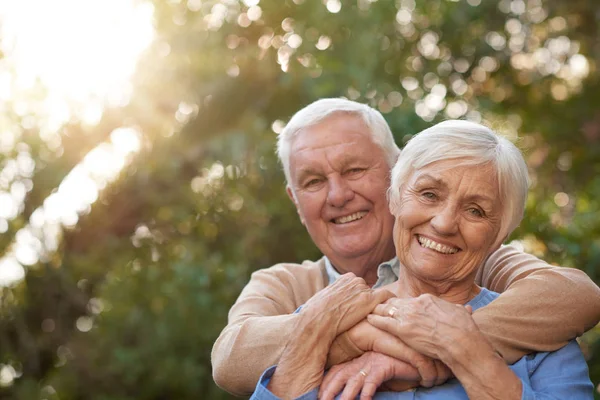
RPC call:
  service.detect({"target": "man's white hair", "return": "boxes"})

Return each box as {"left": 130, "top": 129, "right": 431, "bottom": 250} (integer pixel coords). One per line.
{"left": 388, "top": 120, "right": 530, "bottom": 241}
{"left": 277, "top": 98, "right": 400, "bottom": 185}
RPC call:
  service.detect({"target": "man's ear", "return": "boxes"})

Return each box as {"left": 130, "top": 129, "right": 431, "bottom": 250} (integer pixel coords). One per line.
{"left": 286, "top": 185, "right": 305, "bottom": 225}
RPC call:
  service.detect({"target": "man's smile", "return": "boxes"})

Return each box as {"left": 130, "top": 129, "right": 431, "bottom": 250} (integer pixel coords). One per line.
{"left": 332, "top": 211, "right": 368, "bottom": 224}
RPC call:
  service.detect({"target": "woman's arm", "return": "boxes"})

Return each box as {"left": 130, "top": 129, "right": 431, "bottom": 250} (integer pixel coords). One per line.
{"left": 368, "top": 296, "right": 594, "bottom": 400}
{"left": 366, "top": 296, "right": 522, "bottom": 399}
{"left": 476, "top": 245, "right": 600, "bottom": 362}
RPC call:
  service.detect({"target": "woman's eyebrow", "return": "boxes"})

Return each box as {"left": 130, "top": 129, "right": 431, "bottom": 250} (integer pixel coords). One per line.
{"left": 413, "top": 174, "right": 445, "bottom": 187}
{"left": 465, "top": 194, "right": 495, "bottom": 207}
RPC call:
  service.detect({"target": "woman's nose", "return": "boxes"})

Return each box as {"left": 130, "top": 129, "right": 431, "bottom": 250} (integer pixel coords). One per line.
{"left": 430, "top": 205, "right": 458, "bottom": 235}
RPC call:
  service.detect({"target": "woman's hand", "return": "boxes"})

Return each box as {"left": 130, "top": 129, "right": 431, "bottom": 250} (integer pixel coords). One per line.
{"left": 368, "top": 294, "right": 523, "bottom": 399}
{"left": 368, "top": 294, "right": 478, "bottom": 361}
{"left": 319, "top": 352, "right": 420, "bottom": 400}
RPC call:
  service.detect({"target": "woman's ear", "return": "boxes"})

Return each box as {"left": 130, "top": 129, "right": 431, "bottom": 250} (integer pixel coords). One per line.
{"left": 491, "top": 233, "right": 509, "bottom": 254}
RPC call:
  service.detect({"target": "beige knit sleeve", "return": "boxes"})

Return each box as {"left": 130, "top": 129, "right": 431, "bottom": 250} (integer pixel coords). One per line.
{"left": 211, "top": 262, "right": 327, "bottom": 396}
{"left": 473, "top": 244, "right": 600, "bottom": 363}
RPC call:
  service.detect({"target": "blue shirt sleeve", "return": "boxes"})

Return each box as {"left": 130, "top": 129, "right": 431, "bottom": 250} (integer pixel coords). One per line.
{"left": 250, "top": 365, "right": 319, "bottom": 400}
{"left": 519, "top": 341, "right": 593, "bottom": 400}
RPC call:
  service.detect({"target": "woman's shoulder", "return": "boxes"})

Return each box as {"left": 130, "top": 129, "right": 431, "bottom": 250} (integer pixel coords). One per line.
{"left": 467, "top": 287, "right": 500, "bottom": 311}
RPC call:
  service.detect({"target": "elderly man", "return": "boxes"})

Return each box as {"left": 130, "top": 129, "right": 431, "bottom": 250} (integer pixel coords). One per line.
{"left": 211, "top": 98, "right": 600, "bottom": 396}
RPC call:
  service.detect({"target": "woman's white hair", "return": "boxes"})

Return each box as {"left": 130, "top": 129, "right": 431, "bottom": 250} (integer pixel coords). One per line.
{"left": 388, "top": 120, "right": 529, "bottom": 241}
{"left": 277, "top": 98, "right": 400, "bottom": 185}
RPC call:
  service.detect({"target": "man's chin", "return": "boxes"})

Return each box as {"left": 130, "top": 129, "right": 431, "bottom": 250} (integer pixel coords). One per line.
{"left": 328, "top": 244, "right": 376, "bottom": 262}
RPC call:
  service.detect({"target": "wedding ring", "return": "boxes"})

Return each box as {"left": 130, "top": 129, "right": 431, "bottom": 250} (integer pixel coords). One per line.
{"left": 359, "top": 369, "right": 368, "bottom": 378}
{"left": 388, "top": 306, "right": 398, "bottom": 318}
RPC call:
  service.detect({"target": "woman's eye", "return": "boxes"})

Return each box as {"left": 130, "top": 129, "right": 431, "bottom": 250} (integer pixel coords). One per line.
{"left": 422, "top": 192, "right": 437, "bottom": 200}
{"left": 468, "top": 208, "right": 483, "bottom": 217}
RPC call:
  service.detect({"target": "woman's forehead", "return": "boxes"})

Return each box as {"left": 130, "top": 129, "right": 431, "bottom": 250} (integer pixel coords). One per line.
{"left": 409, "top": 162, "right": 499, "bottom": 195}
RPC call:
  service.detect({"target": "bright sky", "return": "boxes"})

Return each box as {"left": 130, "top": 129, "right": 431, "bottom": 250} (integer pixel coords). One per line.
{"left": 0, "top": 0, "right": 155, "bottom": 287}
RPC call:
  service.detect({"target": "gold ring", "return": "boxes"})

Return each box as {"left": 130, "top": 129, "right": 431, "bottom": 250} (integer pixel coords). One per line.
{"left": 359, "top": 369, "right": 368, "bottom": 377}
{"left": 388, "top": 306, "right": 398, "bottom": 318}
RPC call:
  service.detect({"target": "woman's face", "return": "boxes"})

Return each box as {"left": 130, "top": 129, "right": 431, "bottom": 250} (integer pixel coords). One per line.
{"left": 393, "top": 160, "right": 504, "bottom": 284}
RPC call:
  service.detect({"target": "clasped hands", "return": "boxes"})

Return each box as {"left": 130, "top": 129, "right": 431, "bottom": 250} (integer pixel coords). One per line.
{"left": 300, "top": 274, "right": 479, "bottom": 400}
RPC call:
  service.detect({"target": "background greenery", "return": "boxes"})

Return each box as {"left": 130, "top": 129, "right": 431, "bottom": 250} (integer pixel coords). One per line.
{"left": 1, "top": 0, "right": 599, "bottom": 398}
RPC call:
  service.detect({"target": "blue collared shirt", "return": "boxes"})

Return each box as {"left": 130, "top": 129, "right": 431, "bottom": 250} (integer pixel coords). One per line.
{"left": 324, "top": 256, "right": 400, "bottom": 288}
{"left": 250, "top": 288, "right": 593, "bottom": 400}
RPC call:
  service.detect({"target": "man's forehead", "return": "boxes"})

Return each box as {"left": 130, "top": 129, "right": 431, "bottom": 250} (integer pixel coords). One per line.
{"left": 290, "top": 124, "right": 374, "bottom": 152}
{"left": 291, "top": 136, "right": 378, "bottom": 163}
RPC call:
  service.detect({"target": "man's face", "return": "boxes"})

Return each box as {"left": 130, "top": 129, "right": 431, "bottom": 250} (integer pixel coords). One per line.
{"left": 286, "top": 113, "right": 396, "bottom": 268}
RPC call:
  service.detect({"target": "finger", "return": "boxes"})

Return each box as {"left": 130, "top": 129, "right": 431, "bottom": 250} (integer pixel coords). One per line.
{"left": 320, "top": 366, "right": 349, "bottom": 400}
{"left": 370, "top": 332, "right": 417, "bottom": 368}
{"left": 373, "top": 302, "right": 403, "bottom": 319}
{"left": 372, "top": 288, "right": 396, "bottom": 305}
{"left": 415, "top": 357, "right": 438, "bottom": 388}
{"left": 320, "top": 366, "right": 339, "bottom": 394}
{"left": 359, "top": 381, "right": 379, "bottom": 400}
{"left": 432, "top": 360, "right": 445, "bottom": 386}
{"left": 359, "top": 363, "right": 395, "bottom": 400}
{"left": 433, "top": 360, "right": 450, "bottom": 386}
{"left": 369, "top": 333, "right": 423, "bottom": 385}
{"left": 367, "top": 328, "right": 437, "bottom": 387}
{"left": 464, "top": 304, "right": 473, "bottom": 314}
{"left": 339, "top": 373, "right": 365, "bottom": 400}
{"left": 367, "top": 314, "right": 404, "bottom": 337}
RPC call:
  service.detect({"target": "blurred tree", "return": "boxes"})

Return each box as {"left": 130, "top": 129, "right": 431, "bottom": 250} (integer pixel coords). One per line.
{"left": 0, "top": 0, "right": 599, "bottom": 398}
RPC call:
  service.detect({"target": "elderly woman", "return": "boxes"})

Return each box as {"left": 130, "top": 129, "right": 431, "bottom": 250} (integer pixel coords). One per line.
{"left": 250, "top": 120, "right": 593, "bottom": 400}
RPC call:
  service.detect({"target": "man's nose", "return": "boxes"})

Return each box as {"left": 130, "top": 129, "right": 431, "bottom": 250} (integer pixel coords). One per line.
{"left": 430, "top": 204, "right": 458, "bottom": 235}
{"left": 327, "top": 176, "right": 354, "bottom": 207}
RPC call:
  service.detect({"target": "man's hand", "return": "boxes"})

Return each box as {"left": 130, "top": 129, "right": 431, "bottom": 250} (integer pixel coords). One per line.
{"left": 319, "top": 352, "right": 420, "bottom": 400}
{"left": 267, "top": 273, "right": 393, "bottom": 398}
{"left": 300, "top": 273, "right": 394, "bottom": 336}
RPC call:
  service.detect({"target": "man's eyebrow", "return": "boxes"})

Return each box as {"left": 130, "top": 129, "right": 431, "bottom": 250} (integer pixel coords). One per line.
{"left": 338, "top": 153, "right": 367, "bottom": 168}
{"left": 295, "top": 167, "right": 320, "bottom": 182}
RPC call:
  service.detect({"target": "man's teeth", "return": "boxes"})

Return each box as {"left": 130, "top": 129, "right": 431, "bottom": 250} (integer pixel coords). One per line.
{"left": 334, "top": 211, "right": 367, "bottom": 224}
{"left": 417, "top": 235, "right": 459, "bottom": 254}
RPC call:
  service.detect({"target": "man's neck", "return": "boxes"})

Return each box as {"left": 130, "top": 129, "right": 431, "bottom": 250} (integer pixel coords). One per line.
{"left": 328, "top": 251, "right": 395, "bottom": 287}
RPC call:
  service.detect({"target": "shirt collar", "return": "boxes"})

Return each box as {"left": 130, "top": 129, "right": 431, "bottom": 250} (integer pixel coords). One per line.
{"left": 324, "top": 256, "right": 399, "bottom": 288}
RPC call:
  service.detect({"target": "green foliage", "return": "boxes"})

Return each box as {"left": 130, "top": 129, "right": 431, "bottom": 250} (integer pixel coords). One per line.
{"left": 1, "top": 0, "right": 599, "bottom": 398}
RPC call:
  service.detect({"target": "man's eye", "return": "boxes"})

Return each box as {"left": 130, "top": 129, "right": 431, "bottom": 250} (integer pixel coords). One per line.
{"left": 305, "top": 179, "right": 322, "bottom": 187}
{"left": 422, "top": 192, "right": 437, "bottom": 200}
{"left": 347, "top": 168, "right": 365, "bottom": 174}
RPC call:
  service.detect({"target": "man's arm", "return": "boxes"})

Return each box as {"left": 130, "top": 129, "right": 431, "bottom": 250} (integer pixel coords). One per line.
{"left": 474, "top": 244, "right": 600, "bottom": 362}
{"left": 211, "top": 261, "right": 328, "bottom": 396}
{"left": 266, "top": 274, "right": 393, "bottom": 398}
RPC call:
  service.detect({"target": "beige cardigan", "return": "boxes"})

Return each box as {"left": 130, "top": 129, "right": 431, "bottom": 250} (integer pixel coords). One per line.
{"left": 211, "top": 245, "right": 600, "bottom": 396}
